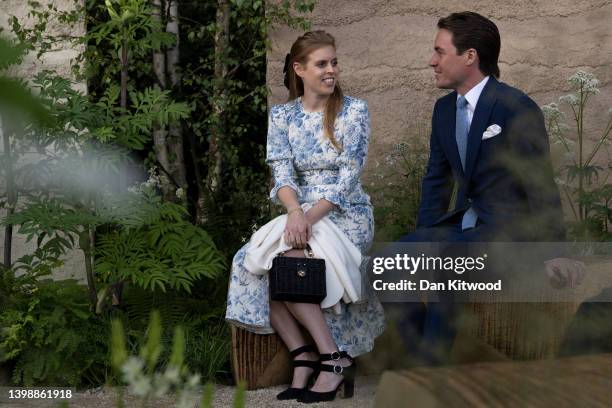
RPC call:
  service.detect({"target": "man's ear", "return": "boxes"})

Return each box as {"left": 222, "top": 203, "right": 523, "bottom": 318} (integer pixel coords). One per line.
{"left": 466, "top": 48, "right": 478, "bottom": 67}
{"left": 293, "top": 61, "right": 305, "bottom": 79}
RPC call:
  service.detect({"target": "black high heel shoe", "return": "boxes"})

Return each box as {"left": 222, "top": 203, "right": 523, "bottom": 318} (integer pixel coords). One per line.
{"left": 297, "top": 350, "right": 356, "bottom": 403}
{"left": 276, "top": 345, "right": 319, "bottom": 400}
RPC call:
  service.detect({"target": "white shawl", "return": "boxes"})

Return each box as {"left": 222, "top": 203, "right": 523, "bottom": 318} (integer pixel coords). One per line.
{"left": 243, "top": 204, "right": 363, "bottom": 311}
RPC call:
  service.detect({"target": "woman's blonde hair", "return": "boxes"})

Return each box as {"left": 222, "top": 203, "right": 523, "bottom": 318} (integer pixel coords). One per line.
{"left": 286, "top": 30, "right": 343, "bottom": 150}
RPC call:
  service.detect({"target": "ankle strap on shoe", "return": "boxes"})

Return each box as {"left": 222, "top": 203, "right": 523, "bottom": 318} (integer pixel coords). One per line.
{"left": 318, "top": 351, "right": 355, "bottom": 375}
{"left": 289, "top": 344, "right": 317, "bottom": 359}
{"left": 318, "top": 350, "right": 351, "bottom": 362}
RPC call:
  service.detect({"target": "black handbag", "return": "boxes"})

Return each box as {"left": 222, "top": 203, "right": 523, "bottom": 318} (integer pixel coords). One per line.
{"left": 269, "top": 245, "right": 326, "bottom": 304}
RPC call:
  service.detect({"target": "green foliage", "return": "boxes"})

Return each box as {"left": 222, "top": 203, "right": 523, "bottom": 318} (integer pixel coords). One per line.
{"left": 85, "top": 0, "right": 175, "bottom": 83}
{"left": 95, "top": 189, "right": 226, "bottom": 293}
{"left": 181, "top": 0, "right": 315, "bottom": 249}
{"left": 111, "top": 311, "right": 203, "bottom": 408}
{"left": 233, "top": 381, "right": 246, "bottom": 408}
{"left": 370, "top": 132, "right": 430, "bottom": 241}
{"left": 140, "top": 310, "right": 163, "bottom": 372}
{"left": 543, "top": 71, "right": 612, "bottom": 241}
{"left": 201, "top": 382, "right": 215, "bottom": 408}
{"left": 2, "top": 0, "right": 316, "bottom": 391}
{"left": 184, "top": 319, "right": 231, "bottom": 383}
{"left": 0, "top": 277, "right": 109, "bottom": 386}
{"left": 0, "top": 36, "right": 52, "bottom": 126}
{"left": 115, "top": 286, "right": 231, "bottom": 383}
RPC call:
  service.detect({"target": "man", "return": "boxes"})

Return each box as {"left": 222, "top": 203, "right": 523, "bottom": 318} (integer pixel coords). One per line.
{"left": 397, "top": 11, "right": 569, "bottom": 364}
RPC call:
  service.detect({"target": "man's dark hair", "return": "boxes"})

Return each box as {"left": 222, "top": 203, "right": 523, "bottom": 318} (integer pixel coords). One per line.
{"left": 438, "top": 12, "right": 501, "bottom": 78}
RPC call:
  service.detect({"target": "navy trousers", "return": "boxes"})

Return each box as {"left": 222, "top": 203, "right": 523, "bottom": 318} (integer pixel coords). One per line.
{"left": 395, "top": 220, "right": 501, "bottom": 365}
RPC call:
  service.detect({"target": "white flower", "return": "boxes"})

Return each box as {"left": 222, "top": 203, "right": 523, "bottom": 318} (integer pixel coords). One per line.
{"left": 152, "top": 373, "right": 170, "bottom": 397}
{"left": 568, "top": 70, "right": 600, "bottom": 94}
{"left": 186, "top": 373, "right": 201, "bottom": 388}
{"left": 175, "top": 187, "right": 185, "bottom": 199}
{"left": 541, "top": 103, "right": 564, "bottom": 120}
{"left": 130, "top": 376, "right": 152, "bottom": 397}
{"left": 121, "top": 357, "right": 144, "bottom": 383}
{"left": 559, "top": 94, "right": 579, "bottom": 107}
{"left": 163, "top": 366, "right": 181, "bottom": 385}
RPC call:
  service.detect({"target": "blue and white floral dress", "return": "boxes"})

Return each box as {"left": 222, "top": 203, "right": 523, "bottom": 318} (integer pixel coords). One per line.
{"left": 225, "top": 95, "right": 385, "bottom": 357}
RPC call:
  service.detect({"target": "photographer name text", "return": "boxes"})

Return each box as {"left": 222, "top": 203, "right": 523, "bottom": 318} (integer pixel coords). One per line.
{"left": 372, "top": 279, "right": 502, "bottom": 291}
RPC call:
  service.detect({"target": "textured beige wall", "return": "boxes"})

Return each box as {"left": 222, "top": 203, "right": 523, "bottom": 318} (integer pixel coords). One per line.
{"left": 1, "top": 0, "right": 86, "bottom": 281}
{"left": 267, "top": 1, "right": 612, "bottom": 185}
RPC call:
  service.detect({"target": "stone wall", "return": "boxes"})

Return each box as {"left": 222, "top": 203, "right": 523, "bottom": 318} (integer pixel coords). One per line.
{"left": 267, "top": 1, "right": 612, "bottom": 186}
{"left": 0, "top": 0, "right": 86, "bottom": 281}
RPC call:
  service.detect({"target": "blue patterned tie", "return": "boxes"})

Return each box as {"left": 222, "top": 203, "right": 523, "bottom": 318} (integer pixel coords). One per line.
{"left": 456, "top": 95, "right": 478, "bottom": 230}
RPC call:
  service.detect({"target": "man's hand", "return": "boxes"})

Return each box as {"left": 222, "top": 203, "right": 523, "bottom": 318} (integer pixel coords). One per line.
{"left": 544, "top": 258, "right": 586, "bottom": 289}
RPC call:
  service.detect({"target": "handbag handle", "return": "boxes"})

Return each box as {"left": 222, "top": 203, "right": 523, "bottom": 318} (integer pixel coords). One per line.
{"left": 279, "top": 244, "right": 314, "bottom": 258}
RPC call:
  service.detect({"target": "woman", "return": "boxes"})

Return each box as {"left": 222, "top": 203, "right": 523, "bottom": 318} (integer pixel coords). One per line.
{"left": 225, "top": 30, "right": 384, "bottom": 403}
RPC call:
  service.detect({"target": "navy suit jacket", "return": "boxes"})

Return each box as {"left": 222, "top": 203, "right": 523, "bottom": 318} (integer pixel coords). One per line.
{"left": 417, "top": 77, "right": 565, "bottom": 240}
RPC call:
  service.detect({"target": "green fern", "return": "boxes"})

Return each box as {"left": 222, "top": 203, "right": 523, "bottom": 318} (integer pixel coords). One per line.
{"left": 1, "top": 280, "right": 109, "bottom": 387}
{"left": 96, "top": 215, "right": 225, "bottom": 294}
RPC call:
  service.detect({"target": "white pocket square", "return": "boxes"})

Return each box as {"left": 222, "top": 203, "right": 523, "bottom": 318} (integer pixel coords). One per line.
{"left": 482, "top": 124, "right": 502, "bottom": 140}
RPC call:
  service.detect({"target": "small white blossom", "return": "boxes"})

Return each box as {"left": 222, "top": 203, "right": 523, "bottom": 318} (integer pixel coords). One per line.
{"left": 175, "top": 187, "right": 185, "bottom": 199}
{"left": 163, "top": 367, "right": 181, "bottom": 385}
{"left": 130, "top": 376, "right": 153, "bottom": 397}
{"left": 121, "top": 357, "right": 144, "bottom": 383}
{"left": 384, "top": 154, "right": 396, "bottom": 166}
{"left": 568, "top": 70, "right": 600, "bottom": 94}
{"left": 186, "top": 373, "right": 201, "bottom": 388}
{"left": 152, "top": 373, "right": 170, "bottom": 397}
{"left": 559, "top": 94, "right": 580, "bottom": 106}
{"left": 542, "top": 103, "right": 564, "bottom": 120}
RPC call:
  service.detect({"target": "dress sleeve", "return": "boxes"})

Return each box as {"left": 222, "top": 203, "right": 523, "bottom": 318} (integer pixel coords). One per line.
{"left": 266, "top": 105, "right": 300, "bottom": 203}
{"left": 321, "top": 99, "right": 370, "bottom": 212}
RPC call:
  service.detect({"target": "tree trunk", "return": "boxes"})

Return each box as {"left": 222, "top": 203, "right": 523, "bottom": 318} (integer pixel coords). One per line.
{"left": 1, "top": 115, "right": 15, "bottom": 270}
{"left": 190, "top": 130, "right": 208, "bottom": 225}
{"left": 207, "top": 0, "right": 230, "bottom": 192}
{"left": 120, "top": 38, "right": 128, "bottom": 110}
{"left": 151, "top": 0, "right": 173, "bottom": 200}
{"left": 152, "top": 0, "right": 167, "bottom": 90}
{"left": 166, "top": 0, "right": 187, "bottom": 196}
{"left": 79, "top": 227, "right": 97, "bottom": 310}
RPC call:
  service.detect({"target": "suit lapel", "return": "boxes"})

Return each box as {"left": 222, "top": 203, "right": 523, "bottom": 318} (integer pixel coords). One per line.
{"left": 464, "top": 77, "right": 498, "bottom": 182}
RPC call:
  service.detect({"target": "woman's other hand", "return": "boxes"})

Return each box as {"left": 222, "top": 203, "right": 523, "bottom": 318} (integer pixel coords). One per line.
{"left": 284, "top": 208, "right": 311, "bottom": 249}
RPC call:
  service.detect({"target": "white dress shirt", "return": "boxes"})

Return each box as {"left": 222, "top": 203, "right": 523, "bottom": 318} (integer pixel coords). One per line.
{"left": 459, "top": 76, "right": 490, "bottom": 126}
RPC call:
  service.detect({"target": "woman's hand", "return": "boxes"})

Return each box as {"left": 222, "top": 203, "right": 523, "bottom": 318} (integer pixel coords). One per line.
{"left": 304, "top": 199, "right": 337, "bottom": 226}
{"left": 284, "top": 208, "right": 311, "bottom": 249}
